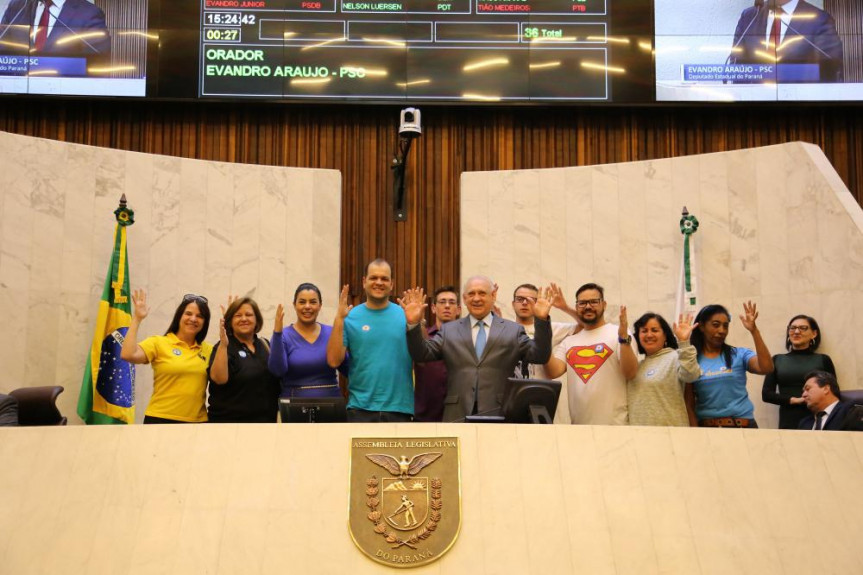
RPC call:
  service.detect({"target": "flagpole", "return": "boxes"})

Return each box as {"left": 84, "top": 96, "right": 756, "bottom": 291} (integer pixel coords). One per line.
{"left": 675, "top": 206, "right": 700, "bottom": 321}
{"left": 77, "top": 195, "right": 136, "bottom": 424}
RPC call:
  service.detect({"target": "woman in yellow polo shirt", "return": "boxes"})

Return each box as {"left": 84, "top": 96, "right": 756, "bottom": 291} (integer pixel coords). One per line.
{"left": 121, "top": 290, "right": 213, "bottom": 423}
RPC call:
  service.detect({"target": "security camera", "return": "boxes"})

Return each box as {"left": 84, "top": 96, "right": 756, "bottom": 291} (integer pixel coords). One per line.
{"left": 399, "top": 108, "right": 421, "bottom": 138}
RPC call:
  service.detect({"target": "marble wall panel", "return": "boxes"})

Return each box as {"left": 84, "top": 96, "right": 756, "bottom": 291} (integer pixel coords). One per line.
{"left": 537, "top": 168, "right": 567, "bottom": 287}
{"left": 563, "top": 168, "right": 594, "bottom": 296}
{"left": 257, "top": 169, "right": 289, "bottom": 327}
{"left": 618, "top": 162, "right": 648, "bottom": 313}
{"left": 0, "top": 131, "right": 341, "bottom": 423}
{"left": 311, "top": 170, "right": 343, "bottom": 324}
{"left": 462, "top": 143, "right": 863, "bottom": 429}
{"left": 644, "top": 159, "right": 676, "bottom": 310}
{"left": 1, "top": 424, "right": 861, "bottom": 574}
{"left": 591, "top": 166, "right": 623, "bottom": 302}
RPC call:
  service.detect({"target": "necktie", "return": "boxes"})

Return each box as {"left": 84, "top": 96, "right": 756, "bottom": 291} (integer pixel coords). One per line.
{"left": 771, "top": 10, "right": 781, "bottom": 51}
{"left": 475, "top": 320, "right": 486, "bottom": 359}
{"left": 814, "top": 411, "right": 826, "bottom": 431}
{"left": 34, "top": 1, "right": 52, "bottom": 52}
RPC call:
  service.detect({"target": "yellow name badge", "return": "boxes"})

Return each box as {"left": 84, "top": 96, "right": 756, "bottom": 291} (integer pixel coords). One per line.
{"left": 349, "top": 437, "right": 461, "bottom": 568}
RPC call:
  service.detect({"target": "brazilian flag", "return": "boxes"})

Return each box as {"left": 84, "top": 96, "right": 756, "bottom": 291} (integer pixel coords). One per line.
{"left": 77, "top": 196, "right": 136, "bottom": 424}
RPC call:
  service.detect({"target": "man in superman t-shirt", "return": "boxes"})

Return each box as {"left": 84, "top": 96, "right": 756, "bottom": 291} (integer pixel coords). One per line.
{"left": 544, "top": 283, "right": 638, "bottom": 425}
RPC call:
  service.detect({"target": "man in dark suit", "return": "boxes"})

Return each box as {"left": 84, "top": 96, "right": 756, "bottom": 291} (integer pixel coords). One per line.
{"left": 403, "top": 276, "right": 552, "bottom": 422}
{"left": 0, "top": 393, "right": 19, "bottom": 426}
{"left": 798, "top": 370, "right": 861, "bottom": 431}
{"left": 0, "top": 0, "right": 111, "bottom": 66}
{"left": 730, "top": 0, "right": 843, "bottom": 83}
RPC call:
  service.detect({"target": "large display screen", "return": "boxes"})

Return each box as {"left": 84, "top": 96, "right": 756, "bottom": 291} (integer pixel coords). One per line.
{"left": 2, "top": 0, "right": 861, "bottom": 103}
{"left": 655, "top": 0, "right": 863, "bottom": 102}
{"left": 197, "top": 0, "right": 650, "bottom": 102}
{"left": 0, "top": 0, "right": 149, "bottom": 96}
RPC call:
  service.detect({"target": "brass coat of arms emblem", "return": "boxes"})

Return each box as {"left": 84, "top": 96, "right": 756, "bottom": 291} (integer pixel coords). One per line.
{"left": 349, "top": 437, "right": 461, "bottom": 568}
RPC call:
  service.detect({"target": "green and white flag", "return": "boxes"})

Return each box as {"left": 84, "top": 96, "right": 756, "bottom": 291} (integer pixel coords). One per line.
{"left": 675, "top": 207, "right": 700, "bottom": 320}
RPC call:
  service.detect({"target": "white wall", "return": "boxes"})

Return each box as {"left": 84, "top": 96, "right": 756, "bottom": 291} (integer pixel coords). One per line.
{"left": 0, "top": 130, "right": 342, "bottom": 423}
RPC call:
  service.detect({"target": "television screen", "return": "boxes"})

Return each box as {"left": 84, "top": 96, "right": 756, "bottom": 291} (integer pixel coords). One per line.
{"left": 654, "top": 0, "right": 863, "bottom": 102}
{"left": 196, "top": 0, "right": 651, "bottom": 102}
{"left": 2, "top": 0, "right": 859, "bottom": 104}
{"left": 0, "top": 0, "right": 149, "bottom": 96}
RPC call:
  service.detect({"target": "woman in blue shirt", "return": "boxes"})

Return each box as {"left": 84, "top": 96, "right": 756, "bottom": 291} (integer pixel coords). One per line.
{"left": 688, "top": 302, "right": 774, "bottom": 428}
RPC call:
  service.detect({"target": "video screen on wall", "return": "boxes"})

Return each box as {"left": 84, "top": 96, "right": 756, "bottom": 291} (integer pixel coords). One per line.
{"left": 1, "top": 0, "right": 861, "bottom": 103}
{"left": 196, "top": 0, "right": 651, "bottom": 102}
{"left": 0, "top": 0, "right": 149, "bottom": 97}
{"left": 654, "top": 0, "right": 863, "bottom": 102}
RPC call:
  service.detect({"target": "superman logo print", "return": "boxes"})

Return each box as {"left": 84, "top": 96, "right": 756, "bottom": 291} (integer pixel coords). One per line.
{"left": 565, "top": 343, "right": 613, "bottom": 383}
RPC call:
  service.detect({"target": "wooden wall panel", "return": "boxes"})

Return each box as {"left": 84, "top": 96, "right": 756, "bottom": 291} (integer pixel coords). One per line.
{"left": 0, "top": 100, "right": 860, "bottom": 304}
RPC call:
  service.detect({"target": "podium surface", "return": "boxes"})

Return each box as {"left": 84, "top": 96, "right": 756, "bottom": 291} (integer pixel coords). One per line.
{"left": 2, "top": 423, "right": 862, "bottom": 574}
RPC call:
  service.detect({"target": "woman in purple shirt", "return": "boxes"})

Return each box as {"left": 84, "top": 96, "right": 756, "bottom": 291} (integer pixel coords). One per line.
{"left": 269, "top": 283, "right": 347, "bottom": 397}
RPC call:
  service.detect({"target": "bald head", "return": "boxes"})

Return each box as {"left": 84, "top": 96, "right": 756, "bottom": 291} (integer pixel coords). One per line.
{"left": 462, "top": 275, "right": 494, "bottom": 294}
{"left": 462, "top": 275, "right": 496, "bottom": 319}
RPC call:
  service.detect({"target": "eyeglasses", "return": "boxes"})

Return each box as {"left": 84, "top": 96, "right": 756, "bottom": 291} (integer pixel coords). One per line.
{"left": 183, "top": 294, "right": 209, "bottom": 305}
{"left": 435, "top": 299, "right": 458, "bottom": 306}
{"left": 788, "top": 325, "right": 810, "bottom": 333}
{"left": 575, "top": 299, "right": 602, "bottom": 308}
{"left": 513, "top": 296, "right": 536, "bottom": 304}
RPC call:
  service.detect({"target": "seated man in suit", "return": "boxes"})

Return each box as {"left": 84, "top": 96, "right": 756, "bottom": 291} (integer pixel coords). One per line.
{"left": 0, "top": 393, "right": 19, "bottom": 426}
{"left": 402, "top": 276, "right": 552, "bottom": 422}
{"left": 0, "top": 0, "right": 111, "bottom": 68}
{"left": 798, "top": 370, "right": 861, "bottom": 431}
{"left": 730, "top": 0, "right": 843, "bottom": 83}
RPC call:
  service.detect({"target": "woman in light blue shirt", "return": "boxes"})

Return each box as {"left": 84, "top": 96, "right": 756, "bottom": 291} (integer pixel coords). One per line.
{"left": 688, "top": 302, "right": 774, "bottom": 428}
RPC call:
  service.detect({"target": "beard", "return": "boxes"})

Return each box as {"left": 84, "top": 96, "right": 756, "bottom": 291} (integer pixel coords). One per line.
{"left": 578, "top": 312, "right": 602, "bottom": 326}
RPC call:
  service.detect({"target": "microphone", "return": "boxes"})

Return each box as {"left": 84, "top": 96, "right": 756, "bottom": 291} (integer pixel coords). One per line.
{"left": 45, "top": 1, "right": 107, "bottom": 55}
{"left": 727, "top": 0, "right": 765, "bottom": 67}
{"left": 0, "top": 0, "right": 36, "bottom": 45}
{"left": 722, "top": 0, "right": 764, "bottom": 84}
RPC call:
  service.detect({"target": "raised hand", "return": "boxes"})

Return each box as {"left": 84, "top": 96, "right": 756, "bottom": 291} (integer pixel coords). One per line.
{"left": 532, "top": 286, "right": 552, "bottom": 319}
{"left": 219, "top": 295, "right": 238, "bottom": 320}
{"left": 336, "top": 284, "right": 353, "bottom": 320}
{"left": 491, "top": 283, "right": 502, "bottom": 316}
{"left": 740, "top": 300, "right": 759, "bottom": 333}
{"left": 618, "top": 305, "right": 629, "bottom": 340}
{"left": 673, "top": 313, "right": 698, "bottom": 342}
{"left": 219, "top": 301, "right": 230, "bottom": 344}
{"left": 219, "top": 317, "right": 228, "bottom": 346}
{"left": 548, "top": 282, "right": 569, "bottom": 311}
{"left": 398, "top": 287, "right": 428, "bottom": 325}
{"left": 274, "top": 303, "right": 285, "bottom": 332}
{"left": 131, "top": 288, "right": 149, "bottom": 321}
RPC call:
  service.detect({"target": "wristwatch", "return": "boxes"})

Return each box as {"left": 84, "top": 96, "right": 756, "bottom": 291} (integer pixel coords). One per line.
{"left": 618, "top": 335, "right": 631, "bottom": 344}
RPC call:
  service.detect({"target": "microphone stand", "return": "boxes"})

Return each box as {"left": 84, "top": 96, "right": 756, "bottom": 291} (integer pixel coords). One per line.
{"left": 779, "top": 8, "right": 836, "bottom": 61}
{"left": 723, "top": 0, "right": 765, "bottom": 84}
